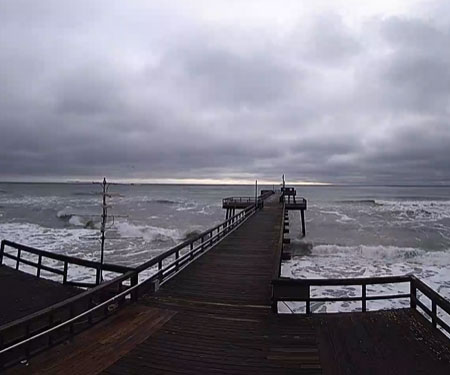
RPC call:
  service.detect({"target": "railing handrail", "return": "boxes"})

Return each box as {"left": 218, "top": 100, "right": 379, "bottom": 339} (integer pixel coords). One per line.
{"left": 1, "top": 240, "right": 133, "bottom": 274}
{"left": 0, "top": 270, "right": 139, "bottom": 356}
{"left": 273, "top": 201, "right": 285, "bottom": 280}
{"left": 411, "top": 275, "right": 450, "bottom": 316}
{"left": 223, "top": 196, "right": 260, "bottom": 202}
{"left": 271, "top": 274, "right": 450, "bottom": 336}
{"left": 273, "top": 275, "right": 411, "bottom": 286}
{"left": 223, "top": 191, "right": 273, "bottom": 204}
{"left": 0, "top": 269, "right": 135, "bottom": 331}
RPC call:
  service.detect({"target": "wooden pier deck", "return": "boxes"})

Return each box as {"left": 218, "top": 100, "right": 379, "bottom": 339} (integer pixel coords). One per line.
{"left": 0, "top": 266, "right": 80, "bottom": 326}
{"left": 3, "top": 193, "right": 450, "bottom": 374}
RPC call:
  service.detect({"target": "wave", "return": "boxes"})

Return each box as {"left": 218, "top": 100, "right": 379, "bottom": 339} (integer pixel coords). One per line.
{"left": 0, "top": 222, "right": 94, "bottom": 252}
{"left": 310, "top": 244, "right": 425, "bottom": 260}
{"left": 290, "top": 242, "right": 450, "bottom": 265}
{"left": 115, "top": 222, "right": 180, "bottom": 244}
{"left": 146, "top": 199, "right": 180, "bottom": 205}
{"left": 337, "top": 199, "right": 380, "bottom": 205}
{"left": 319, "top": 210, "right": 355, "bottom": 223}
{"left": 56, "top": 209, "right": 98, "bottom": 229}
{"left": 377, "top": 200, "right": 450, "bottom": 221}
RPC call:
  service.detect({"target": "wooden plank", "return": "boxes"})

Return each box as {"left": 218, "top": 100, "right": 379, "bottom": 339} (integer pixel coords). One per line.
{"left": 6, "top": 305, "right": 175, "bottom": 375}
{"left": 0, "top": 266, "right": 81, "bottom": 327}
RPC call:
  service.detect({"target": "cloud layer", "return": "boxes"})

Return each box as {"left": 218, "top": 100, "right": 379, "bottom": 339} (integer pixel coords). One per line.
{"left": 1, "top": 1, "right": 449, "bottom": 184}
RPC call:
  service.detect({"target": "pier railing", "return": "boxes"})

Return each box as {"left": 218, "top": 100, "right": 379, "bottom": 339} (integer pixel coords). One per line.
{"left": 222, "top": 196, "right": 262, "bottom": 206}
{"left": 0, "top": 240, "right": 133, "bottom": 287}
{"left": 222, "top": 191, "right": 274, "bottom": 207}
{"left": 0, "top": 203, "right": 258, "bottom": 369}
{"left": 271, "top": 275, "right": 450, "bottom": 336}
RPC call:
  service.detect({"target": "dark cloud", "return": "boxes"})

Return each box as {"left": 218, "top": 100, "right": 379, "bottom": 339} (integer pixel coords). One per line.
{"left": 0, "top": 1, "right": 449, "bottom": 184}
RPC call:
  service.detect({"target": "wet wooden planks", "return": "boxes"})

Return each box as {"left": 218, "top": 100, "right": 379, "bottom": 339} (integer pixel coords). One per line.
{"left": 315, "top": 308, "right": 450, "bottom": 375}
{"left": 7, "top": 305, "right": 175, "bottom": 375}
{"left": 102, "top": 305, "right": 322, "bottom": 375}
{"left": 0, "top": 265, "right": 81, "bottom": 326}
{"left": 152, "top": 196, "right": 282, "bottom": 306}
{"left": 103, "top": 195, "right": 323, "bottom": 374}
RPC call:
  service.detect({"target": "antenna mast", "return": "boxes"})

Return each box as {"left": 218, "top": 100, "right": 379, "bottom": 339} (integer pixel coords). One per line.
{"left": 100, "top": 177, "right": 108, "bottom": 281}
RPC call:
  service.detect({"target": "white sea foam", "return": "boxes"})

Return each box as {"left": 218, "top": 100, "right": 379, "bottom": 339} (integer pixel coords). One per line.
{"left": 68, "top": 215, "right": 85, "bottom": 227}
{"left": 115, "top": 221, "right": 181, "bottom": 243}
{"left": 0, "top": 222, "right": 94, "bottom": 252}
{"left": 309, "top": 244, "right": 425, "bottom": 260}
{"left": 376, "top": 200, "right": 450, "bottom": 222}
{"left": 283, "top": 242, "right": 450, "bottom": 316}
{"left": 56, "top": 208, "right": 98, "bottom": 228}
{"left": 320, "top": 210, "right": 355, "bottom": 223}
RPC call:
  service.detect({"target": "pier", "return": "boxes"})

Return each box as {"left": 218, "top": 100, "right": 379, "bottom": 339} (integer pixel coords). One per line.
{"left": 1, "top": 189, "right": 450, "bottom": 374}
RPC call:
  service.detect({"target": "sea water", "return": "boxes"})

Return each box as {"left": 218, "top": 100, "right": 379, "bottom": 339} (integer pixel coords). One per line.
{"left": 282, "top": 185, "right": 450, "bottom": 314}
{"left": 0, "top": 183, "right": 449, "bottom": 313}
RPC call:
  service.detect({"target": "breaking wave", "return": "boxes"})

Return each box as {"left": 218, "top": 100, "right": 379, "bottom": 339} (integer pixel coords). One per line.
{"left": 337, "top": 199, "right": 380, "bottom": 205}
{"left": 115, "top": 222, "right": 181, "bottom": 244}
{"left": 146, "top": 199, "right": 180, "bottom": 205}
{"left": 56, "top": 209, "right": 98, "bottom": 229}
{"left": 306, "top": 243, "right": 425, "bottom": 260}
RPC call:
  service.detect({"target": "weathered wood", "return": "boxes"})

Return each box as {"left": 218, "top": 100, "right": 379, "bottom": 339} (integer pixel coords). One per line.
{"left": 0, "top": 266, "right": 81, "bottom": 327}
{"left": 315, "top": 309, "right": 450, "bottom": 375}
{"left": 7, "top": 306, "right": 175, "bottom": 375}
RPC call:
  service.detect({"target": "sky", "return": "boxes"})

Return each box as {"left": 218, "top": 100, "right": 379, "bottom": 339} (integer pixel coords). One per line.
{"left": 0, "top": 0, "right": 449, "bottom": 185}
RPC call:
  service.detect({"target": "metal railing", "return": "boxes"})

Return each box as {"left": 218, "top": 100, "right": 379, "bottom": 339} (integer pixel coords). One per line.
{"left": 0, "top": 240, "right": 133, "bottom": 287}
{"left": 222, "top": 196, "right": 260, "bottom": 204}
{"left": 222, "top": 191, "right": 273, "bottom": 207}
{"left": 271, "top": 275, "right": 450, "bottom": 335}
{"left": 0, "top": 204, "right": 258, "bottom": 369}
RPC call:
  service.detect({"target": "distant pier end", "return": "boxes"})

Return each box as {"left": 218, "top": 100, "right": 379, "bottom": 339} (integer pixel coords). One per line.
{"left": 281, "top": 186, "right": 307, "bottom": 237}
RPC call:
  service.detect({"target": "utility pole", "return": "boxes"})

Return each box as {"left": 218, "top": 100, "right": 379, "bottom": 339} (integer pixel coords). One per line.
{"left": 99, "top": 177, "right": 108, "bottom": 282}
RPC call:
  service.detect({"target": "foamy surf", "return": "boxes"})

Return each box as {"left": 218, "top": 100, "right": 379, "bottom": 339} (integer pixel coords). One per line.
{"left": 282, "top": 242, "right": 450, "bottom": 314}
{"left": 115, "top": 221, "right": 181, "bottom": 244}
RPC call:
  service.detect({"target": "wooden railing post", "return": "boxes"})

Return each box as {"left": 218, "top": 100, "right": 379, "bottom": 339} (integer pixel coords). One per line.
{"left": 362, "top": 284, "right": 367, "bottom": 312}
{"left": 271, "top": 300, "right": 278, "bottom": 313}
{"left": 158, "top": 260, "right": 163, "bottom": 282}
{"left": 63, "top": 261, "right": 68, "bottom": 284}
{"left": 410, "top": 279, "right": 417, "bottom": 309}
{"left": 432, "top": 300, "right": 437, "bottom": 328}
{"left": 130, "top": 274, "right": 139, "bottom": 301}
{"left": 15, "top": 248, "right": 21, "bottom": 270}
{"left": 0, "top": 240, "right": 4, "bottom": 265}
{"left": 37, "top": 254, "right": 42, "bottom": 278}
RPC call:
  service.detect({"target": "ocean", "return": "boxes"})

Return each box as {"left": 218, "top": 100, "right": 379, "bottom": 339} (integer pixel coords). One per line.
{"left": 1, "top": 183, "right": 449, "bottom": 312}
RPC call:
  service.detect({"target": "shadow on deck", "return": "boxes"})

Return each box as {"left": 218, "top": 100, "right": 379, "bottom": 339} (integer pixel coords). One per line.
{"left": 0, "top": 266, "right": 81, "bottom": 326}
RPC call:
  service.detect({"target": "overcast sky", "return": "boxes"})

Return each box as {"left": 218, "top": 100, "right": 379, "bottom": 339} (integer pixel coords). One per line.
{"left": 1, "top": 1, "right": 449, "bottom": 184}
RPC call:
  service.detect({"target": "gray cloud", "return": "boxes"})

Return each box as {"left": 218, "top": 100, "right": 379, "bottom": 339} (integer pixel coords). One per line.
{"left": 0, "top": 1, "right": 449, "bottom": 184}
